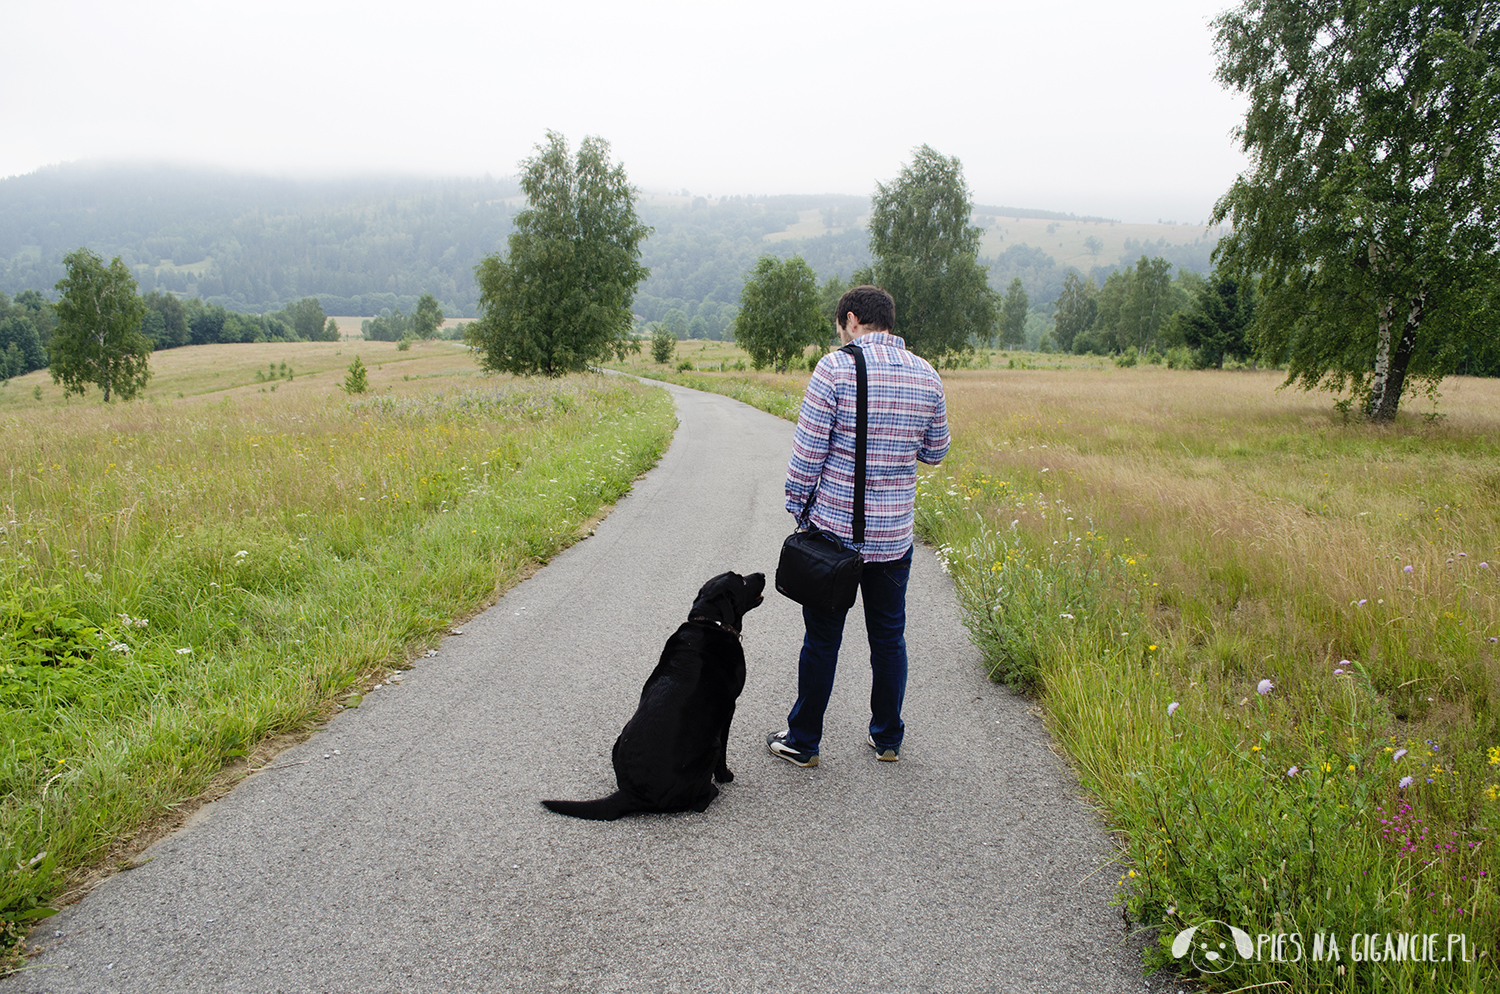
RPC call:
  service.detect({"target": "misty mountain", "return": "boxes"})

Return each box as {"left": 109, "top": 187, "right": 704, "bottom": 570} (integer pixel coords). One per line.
{"left": 0, "top": 164, "right": 1216, "bottom": 334}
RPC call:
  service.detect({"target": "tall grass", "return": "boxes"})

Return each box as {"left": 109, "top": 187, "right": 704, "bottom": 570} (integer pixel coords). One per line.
{"left": 922, "top": 367, "right": 1500, "bottom": 992}
{"left": 0, "top": 349, "right": 674, "bottom": 958}
{"left": 626, "top": 350, "right": 1500, "bottom": 990}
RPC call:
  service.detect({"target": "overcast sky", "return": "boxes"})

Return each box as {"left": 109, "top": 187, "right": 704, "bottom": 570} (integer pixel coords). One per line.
{"left": 2, "top": 0, "right": 1250, "bottom": 224}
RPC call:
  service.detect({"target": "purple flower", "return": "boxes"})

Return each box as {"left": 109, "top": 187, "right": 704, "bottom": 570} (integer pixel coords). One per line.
{"left": 1399, "top": 776, "right": 1414, "bottom": 788}
{"left": 1334, "top": 668, "right": 1345, "bottom": 676}
{"left": 1482, "top": 562, "right": 1490, "bottom": 569}
{"left": 1393, "top": 749, "right": 1408, "bottom": 763}
{"left": 1257, "top": 678, "right": 1274, "bottom": 695}
{"left": 1403, "top": 565, "right": 1414, "bottom": 573}
{"left": 1287, "top": 766, "right": 1300, "bottom": 777}
{"left": 1167, "top": 701, "right": 1180, "bottom": 717}
{"left": 1357, "top": 599, "right": 1368, "bottom": 607}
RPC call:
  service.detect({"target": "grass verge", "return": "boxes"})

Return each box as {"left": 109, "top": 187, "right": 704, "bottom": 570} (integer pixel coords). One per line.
{"left": 0, "top": 354, "right": 674, "bottom": 965}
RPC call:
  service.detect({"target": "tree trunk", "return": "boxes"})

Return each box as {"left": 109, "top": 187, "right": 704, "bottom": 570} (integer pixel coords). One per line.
{"left": 1366, "top": 295, "right": 1423, "bottom": 423}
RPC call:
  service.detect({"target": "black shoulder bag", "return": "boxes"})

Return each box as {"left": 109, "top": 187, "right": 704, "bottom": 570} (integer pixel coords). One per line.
{"left": 775, "top": 343, "right": 867, "bottom": 613}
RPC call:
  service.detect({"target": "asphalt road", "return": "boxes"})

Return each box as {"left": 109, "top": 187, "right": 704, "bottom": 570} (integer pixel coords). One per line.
{"left": 6, "top": 380, "right": 1163, "bottom": 994}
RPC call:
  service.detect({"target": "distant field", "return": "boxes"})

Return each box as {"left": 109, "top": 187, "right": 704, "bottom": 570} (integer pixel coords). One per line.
{"left": 327, "top": 316, "right": 472, "bottom": 340}
{"left": 0, "top": 338, "right": 477, "bottom": 412}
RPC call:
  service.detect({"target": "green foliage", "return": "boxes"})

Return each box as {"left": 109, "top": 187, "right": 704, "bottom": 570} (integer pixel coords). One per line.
{"left": 362, "top": 308, "right": 410, "bottom": 342}
{"left": 1052, "top": 270, "right": 1099, "bottom": 353}
{"left": 858, "top": 146, "right": 996, "bottom": 362}
{"left": 662, "top": 309, "right": 689, "bottom": 341}
{"left": 140, "top": 290, "right": 190, "bottom": 349}
{"left": 733, "top": 255, "right": 826, "bottom": 373}
{"left": 1175, "top": 269, "right": 1257, "bottom": 369}
{"left": 412, "top": 292, "right": 443, "bottom": 340}
{"left": 650, "top": 323, "right": 675, "bottom": 364}
{"left": 323, "top": 317, "right": 341, "bottom": 342}
{"left": 342, "top": 355, "right": 369, "bottom": 394}
{"left": 1076, "top": 257, "right": 1190, "bottom": 356}
{"left": 50, "top": 248, "right": 151, "bottom": 402}
{"left": 282, "top": 297, "right": 330, "bottom": 342}
{"left": 470, "top": 132, "right": 650, "bottom": 377}
{"left": 1212, "top": 0, "right": 1500, "bottom": 421}
{"left": 998, "top": 277, "right": 1028, "bottom": 348}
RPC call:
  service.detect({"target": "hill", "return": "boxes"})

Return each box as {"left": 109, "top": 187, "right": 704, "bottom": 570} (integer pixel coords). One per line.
{"left": 1, "top": 163, "right": 1223, "bottom": 335}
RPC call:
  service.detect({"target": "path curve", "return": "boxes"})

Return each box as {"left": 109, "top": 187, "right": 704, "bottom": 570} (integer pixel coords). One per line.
{"left": 5, "top": 380, "right": 1159, "bottom": 994}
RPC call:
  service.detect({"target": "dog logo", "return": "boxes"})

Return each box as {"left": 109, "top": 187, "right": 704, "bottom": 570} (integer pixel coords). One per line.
{"left": 1170, "top": 920, "right": 1255, "bottom": 974}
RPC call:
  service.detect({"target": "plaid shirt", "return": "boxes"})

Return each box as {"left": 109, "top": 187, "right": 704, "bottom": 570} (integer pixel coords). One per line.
{"left": 785, "top": 332, "right": 949, "bottom": 562}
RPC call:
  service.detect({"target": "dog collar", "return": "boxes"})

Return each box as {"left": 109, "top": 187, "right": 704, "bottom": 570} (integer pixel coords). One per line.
{"left": 689, "top": 616, "right": 740, "bottom": 638}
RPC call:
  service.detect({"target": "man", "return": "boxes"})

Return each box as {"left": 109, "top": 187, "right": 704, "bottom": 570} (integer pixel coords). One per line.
{"left": 767, "top": 285, "right": 949, "bottom": 767}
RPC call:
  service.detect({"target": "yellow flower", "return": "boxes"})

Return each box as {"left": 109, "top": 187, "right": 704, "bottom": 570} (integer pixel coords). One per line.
{"left": 1127, "top": 869, "right": 1137, "bottom": 878}
{"left": 1252, "top": 745, "right": 1262, "bottom": 753}
{"left": 1489, "top": 746, "right": 1500, "bottom": 766}
{"left": 1321, "top": 762, "right": 1332, "bottom": 773}
{"left": 1347, "top": 764, "right": 1357, "bottom": 772}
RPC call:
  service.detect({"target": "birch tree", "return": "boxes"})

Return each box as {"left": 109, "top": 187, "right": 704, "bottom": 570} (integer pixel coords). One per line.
{"left": 50, "top": 249, "right": 151, "bottom": 402}
{"left": 1211, "top": 0, "right": 1500, "bottom": 421}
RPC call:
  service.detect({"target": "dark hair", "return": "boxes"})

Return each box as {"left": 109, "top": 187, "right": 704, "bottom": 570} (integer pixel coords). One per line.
{"left": 835, "top": 285, "right": 895, "bottom": 332}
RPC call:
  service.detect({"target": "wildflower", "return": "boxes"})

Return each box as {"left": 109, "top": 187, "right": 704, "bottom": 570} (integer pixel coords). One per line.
{"left": 109, "top": 642, "right": 130, "bottom": 653}
{"left": 1488, "top": 746, "right": 1500, "bottom": 766}
{"left": 1404, "top": 565, "right": 1414, "bottom": 574}
{"left": 1357, "top": 599, "right": 1367, "bottom": 607}
{"left": 176, "top": 647, "right": 192, "bottom": 655}
{"left": 1059, "top": 613, "right": 1074, "bottom": 620}
{"left": 234, "top": 550, "right": 249, "bottom": 558}
{"left": 1287, "top": 766, "right": 1299, "bottom": 777}
{"left": 1399, "top": 776, "right": 1414, "bottom": 788}
{"left": 1482, "top": 562, "right": 1490, "bottom": 569}
{"left": 1257, "top": 678, "right": 1275, "bottom": 695}
{"left": 1167, "top": 702, "right": 1180, "bottom": 717}
{"left": 1393, "top": 749, "right": 1408, "bottom": 763}
{"left": 1321, "top": 761, "right": 1332, "bottom": 773}
{"left": 1148, "top": 644, "right": 1157, "bottom": 652}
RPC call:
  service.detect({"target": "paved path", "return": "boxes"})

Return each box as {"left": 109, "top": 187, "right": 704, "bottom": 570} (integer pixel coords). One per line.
{"left": 7, "top": 381, "right": 1158, "bottom": 994}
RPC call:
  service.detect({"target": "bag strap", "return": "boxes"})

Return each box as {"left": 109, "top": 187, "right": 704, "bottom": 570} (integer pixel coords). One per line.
{"left": 841, "top": 342, "right": 867, "bottom": 545}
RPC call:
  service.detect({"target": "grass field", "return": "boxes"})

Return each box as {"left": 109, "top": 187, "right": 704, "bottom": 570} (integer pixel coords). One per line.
{"left": 615, "top": 340, "right": 1500, "bottom": 992}
{"left": 0, "top": 342, "right": 676, "bottom": 964}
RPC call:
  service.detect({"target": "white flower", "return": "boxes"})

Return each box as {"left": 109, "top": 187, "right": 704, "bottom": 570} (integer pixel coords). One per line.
{"left": 176, "top": 647, "right": 193, "bottom": 655}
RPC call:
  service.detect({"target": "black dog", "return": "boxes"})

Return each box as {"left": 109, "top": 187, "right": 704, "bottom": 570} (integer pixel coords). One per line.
{"left": 542, "top": 571, "right": 765, "bottom": 821}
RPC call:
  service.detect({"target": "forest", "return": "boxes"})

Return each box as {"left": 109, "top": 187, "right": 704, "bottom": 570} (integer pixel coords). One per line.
{"left": 0, "top": 163, "right": 1219, "bottom": 344}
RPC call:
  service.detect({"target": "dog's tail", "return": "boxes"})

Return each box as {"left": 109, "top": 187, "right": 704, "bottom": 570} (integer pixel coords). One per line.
{"left": 540, "top": 791, "right": 634, "bottom": 821}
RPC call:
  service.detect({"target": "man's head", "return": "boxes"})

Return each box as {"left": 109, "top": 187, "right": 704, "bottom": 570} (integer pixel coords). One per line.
{"left": 835, "top": 285, "right": 895, "bottom": 334}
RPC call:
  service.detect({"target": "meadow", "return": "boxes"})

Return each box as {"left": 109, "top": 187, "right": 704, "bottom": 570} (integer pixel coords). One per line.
{"left": 0, "top": 341, "right": 676, "bottom": 963}
{"left": 613, "top": 341, "right": 1500, "bottom": 992}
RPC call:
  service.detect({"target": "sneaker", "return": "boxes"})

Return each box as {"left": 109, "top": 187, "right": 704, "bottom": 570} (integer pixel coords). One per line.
{"left": 867, "top": 734, "right": 901, "bottom": 762}
{"left": 766, "top": 730, "right": 818, "bottom": 767}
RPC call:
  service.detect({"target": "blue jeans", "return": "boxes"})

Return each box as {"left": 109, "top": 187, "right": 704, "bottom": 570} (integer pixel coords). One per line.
{"left": 784, "top": 545, "right": 913, "bottom": 754}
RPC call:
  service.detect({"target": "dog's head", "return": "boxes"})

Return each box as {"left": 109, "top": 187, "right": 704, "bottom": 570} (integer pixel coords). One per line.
{"left": 690, "top": 571, "right": 766, "bottom": 631}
